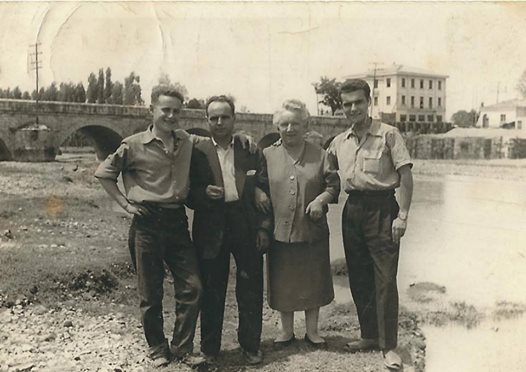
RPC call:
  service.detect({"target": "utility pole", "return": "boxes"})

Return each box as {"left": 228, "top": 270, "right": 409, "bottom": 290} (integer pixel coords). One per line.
{"left": 370, "top": 62, "right": 380, "bottom": 118}
{"left": 28, "top": 43, "right": 42, "bottom": 125}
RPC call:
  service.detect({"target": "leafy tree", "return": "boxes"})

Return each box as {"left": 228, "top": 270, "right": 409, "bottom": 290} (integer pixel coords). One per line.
{"left": 451, "top": 109, "right": 479, "bottom": 128}
{"left": 110, "top": 81, "right": 123, "bottom": 104}
{"left": 104, "top": 67, "right": 113, "bottom": 103}
{"left": 123, "top": 72, "right": 143, "bottom": 105}
{"left": 97, "top": 68, "right": 105, "bottom": 104}
{"left": 75, "top": 83, "right": 86, "bottom": 103}
{"left": 186, "top": 98, "right": 204, "bottom": 109}
{"left": 22, "top": 91, "right": 31, "bottom": 100}
{"left": 157, "top": 72, "right": 188, "bottom": 99}
{"left": 313, "top": 77, "right": 342, "bottom": 115}
{"left": 86, "top": 73, "right": 98, "bottom": 103}
{"left": 12, "top": 86, "right": 22, "bottom": 99}
{"left": 43, "top": 82, "right": 58, "bottom": 101}
{"left": 516, "top": 69, "right": 526, "bottom": 98}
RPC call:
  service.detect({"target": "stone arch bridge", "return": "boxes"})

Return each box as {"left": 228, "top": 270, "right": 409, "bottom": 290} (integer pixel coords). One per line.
{"left": 0, "top": 99, "right": 350, "bottom": 161}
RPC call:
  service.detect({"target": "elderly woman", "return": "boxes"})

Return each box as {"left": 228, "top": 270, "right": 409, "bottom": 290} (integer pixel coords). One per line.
{"left": 258, "top": 99, "right": 340, "bottom": 347}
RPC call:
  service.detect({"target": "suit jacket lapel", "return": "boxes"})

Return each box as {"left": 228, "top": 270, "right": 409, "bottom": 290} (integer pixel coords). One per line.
{"left": 205, "top": 140, "right": 224, "bottom": 187}
{"left": 233, "top": 140, "right": 247, "bottom": 198}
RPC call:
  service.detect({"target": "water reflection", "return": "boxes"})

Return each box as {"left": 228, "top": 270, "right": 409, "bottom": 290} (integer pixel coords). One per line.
{"left": 328, "top": 175, "right": 526, "bottom": 371}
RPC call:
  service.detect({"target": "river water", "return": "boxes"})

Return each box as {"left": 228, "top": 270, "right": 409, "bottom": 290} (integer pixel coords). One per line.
{"left": 328, "top": 175, "right": 526, "bottom": 371}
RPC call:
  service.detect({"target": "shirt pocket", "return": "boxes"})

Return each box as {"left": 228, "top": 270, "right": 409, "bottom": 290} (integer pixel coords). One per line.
{"left": 361, "top": 140, "right": 385, "bottom": 175}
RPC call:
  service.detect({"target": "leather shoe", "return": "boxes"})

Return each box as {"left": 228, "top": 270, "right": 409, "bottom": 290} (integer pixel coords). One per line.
{"left": 345, "top": 338, "right": 380, "bottom": 353}
{"left": 273, "top": 334, "right": 296, "bottom": 349}
{"left": 174, "top": 352, "right": 207, "bottom": 368}
{"left": 304, "top": 334, "right": 327, "bottom": 349}
{"left": 243, "top": 349, "right": 263, "bottom": 365}
{"left": 383, "top": 349, "right": 403, "bottom": 371}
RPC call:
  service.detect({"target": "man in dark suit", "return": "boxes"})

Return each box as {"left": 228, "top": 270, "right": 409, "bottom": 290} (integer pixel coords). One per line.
{"left": 188, "top": 95, "right": 271, "bottom": 365}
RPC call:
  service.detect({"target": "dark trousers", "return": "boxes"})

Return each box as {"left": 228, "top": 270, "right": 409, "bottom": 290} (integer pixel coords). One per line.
{"left": 342, "top": 191, "right": 400, "bottom": 350}
{"left": 132, "top": 207, "right": 202, "bottom": 355}
{"left": 199, "top": 202, "right": 264, "bottom": 356}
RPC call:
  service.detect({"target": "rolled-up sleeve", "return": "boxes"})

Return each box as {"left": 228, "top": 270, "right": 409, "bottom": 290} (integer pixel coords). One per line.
{"left": 322, "top": 151, "right": 340, "bottom": 203}
{"left": 387, "top": 128, "right": 413, "bottom": 170}
{"left": 94, "top": 142, "right": 129, "bottom": 181}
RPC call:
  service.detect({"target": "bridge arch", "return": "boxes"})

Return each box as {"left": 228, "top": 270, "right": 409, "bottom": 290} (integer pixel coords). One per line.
{"left": 0, "top": 138, "right": 12, "bottom": 161}
{"left": 58, "top": 125, "right": 123, "bottom": 160}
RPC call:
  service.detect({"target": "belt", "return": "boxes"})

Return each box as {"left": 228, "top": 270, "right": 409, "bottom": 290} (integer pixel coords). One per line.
{"left": 141, "top": 202, "right": 184, "bottom": 214}
{"left": 347, "top": 189, "right": 395, "bottom": 197}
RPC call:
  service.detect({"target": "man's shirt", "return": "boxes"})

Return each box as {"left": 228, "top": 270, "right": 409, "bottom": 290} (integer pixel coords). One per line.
{"left": 328, "top": 120, "right": 412, "bottom": 192}
{"left": 94, "top": 126, "right": 193, "bottom": 207}
{"left": 212, "top": 137, "right": 239, "bottom": 202}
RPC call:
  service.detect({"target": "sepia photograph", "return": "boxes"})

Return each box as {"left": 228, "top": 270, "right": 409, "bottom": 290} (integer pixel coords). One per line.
{"left": 0, "top": 1, "right": 525, "bottom": 371}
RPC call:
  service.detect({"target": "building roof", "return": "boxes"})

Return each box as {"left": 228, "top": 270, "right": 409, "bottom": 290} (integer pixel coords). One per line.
{"left": 480, "top": 99, "right": 526, "bottom": 111}
{"left": 343, "top": 63, "right": 448, "bottom": 79}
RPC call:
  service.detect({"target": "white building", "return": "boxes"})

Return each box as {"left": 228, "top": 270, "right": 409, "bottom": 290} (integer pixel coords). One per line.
{"left": 343, "top": 64, "right": 448, "bottom": 124}
{"left": 476, "top": 99, "right": 526, "bottom": 130}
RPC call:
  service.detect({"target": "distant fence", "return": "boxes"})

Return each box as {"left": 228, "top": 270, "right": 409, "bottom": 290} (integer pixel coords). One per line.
{"left": 406, "top": 135, "right": 526, "bottom": 159}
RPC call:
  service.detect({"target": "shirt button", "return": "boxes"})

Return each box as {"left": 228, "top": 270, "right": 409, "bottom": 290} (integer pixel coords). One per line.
{"left": 289, "top": 205, "right": 295, "bottom": 211}
{"left": 289, "top": 175, "right": 295, "bottom": 180}
{"left": 290, "top": 190, "right": 296, "bottom": 195}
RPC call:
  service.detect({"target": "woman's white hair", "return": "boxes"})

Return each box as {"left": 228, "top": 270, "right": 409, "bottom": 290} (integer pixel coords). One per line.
{"left": 272, "top": 99, "right": 310, "bottom": 126}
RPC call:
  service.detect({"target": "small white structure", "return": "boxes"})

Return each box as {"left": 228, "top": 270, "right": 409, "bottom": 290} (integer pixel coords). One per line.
{"left": 476, "top": 99, "right": 526, "bottom": 130}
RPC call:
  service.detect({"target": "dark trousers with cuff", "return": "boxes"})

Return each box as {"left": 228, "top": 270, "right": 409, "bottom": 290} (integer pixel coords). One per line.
{"left": 199, "top": 201, "right": 264, "bottom": 356}
{"left": 342, "top": 190, "right": 400, "bottom": 351}
{"left": 131, "top": 206, "right": 202, "bottom": 356}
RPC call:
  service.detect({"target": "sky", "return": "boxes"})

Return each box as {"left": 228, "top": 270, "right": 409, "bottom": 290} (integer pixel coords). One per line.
{"left": 0, "top": 1, "right": 525, "bottom": 119}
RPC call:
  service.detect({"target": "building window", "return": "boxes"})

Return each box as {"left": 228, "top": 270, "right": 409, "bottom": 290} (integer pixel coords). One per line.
{"left": 518, "top": 121, "right": 523, "bottom": 129}
{"left": 419, "top": 97, "right": 424, "bottom": 109}
{"left": 387, "top": 78, "right": 391, "bottom": 87}
{"left": 402, "top": 78, "right": 406, "bottom": 88}
{"left": 437, "top": 115, "right": 442, "bottom": 123}
{"left": 409, "top": 115, "right": 416, "bottom": 122}
{"left": 374, "top": 96, "right": 378, "bottom": 106}
{"left": 429, "top": 80, "right": 433, "bottom": 89}
{"left": 438, "top": 81, "right": 442, "bottom": 90}
{"left": 438, "top": 97, "right": 442, "bottom": 107}
{"left": 500, "top": 114, "right": 506, "bottom": 122}
{"left": 411, "top": 96, "right": 415, "bottom": 108}
{"left": 420, "top": 79, "right": 424, "bottom": 89}
{"left": 374, "top": 79, "right": 378, "bottom": 88}
{"left": 386, "top": 96, "right": 391, "bottom": 105}
{"left": 400, "top": 115, "right": 407, "bottom": 122}
{"left": 427, "top": 115, "right": 434, "bottom": 122}
{"left": 402, "top": 95, "right": 406, "bottom": 105}
{"left": 429, "top": 97, "right": 433, "bottom": 108}
{"left": 411, "top": 79, "right": 415, "bottom": 88}
{"left": 418, "top": 115, "right": 425, "bottom": 122}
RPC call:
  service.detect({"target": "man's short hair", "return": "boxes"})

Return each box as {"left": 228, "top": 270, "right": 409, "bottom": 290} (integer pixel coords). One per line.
{"left": 273, "top": 99, "right": 310, "bottom": 126}
{"left": 205, "top": 95, "right": 236, "bottom": 116}
{"left": 151, "top": 85, "right": 184, "bottom": 105}
{"left": 339, "top": 79, "right": 371, "bottom": 100}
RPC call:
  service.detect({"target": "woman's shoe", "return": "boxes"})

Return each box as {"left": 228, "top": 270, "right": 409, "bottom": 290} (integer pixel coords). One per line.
{"left": 273, "top": 334, "right": 296, "bottom": 349}
{"left": 304, "top": 334, "right": 327, "bottom": 349}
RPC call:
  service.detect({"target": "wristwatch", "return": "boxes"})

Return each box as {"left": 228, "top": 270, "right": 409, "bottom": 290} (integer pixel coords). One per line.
{"left": 398, "top": 211, "right": 408, "bottom": 221}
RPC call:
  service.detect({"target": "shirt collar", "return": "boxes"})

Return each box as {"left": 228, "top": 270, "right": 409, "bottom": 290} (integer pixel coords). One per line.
{"left": 211, "top": 136, "right": 234, "bottom": 149}
{"left": 140, "top": 125, "right": 189, "bottom": 144}
{"left": 345, "top": 118, "right": 382, "bottom": 140}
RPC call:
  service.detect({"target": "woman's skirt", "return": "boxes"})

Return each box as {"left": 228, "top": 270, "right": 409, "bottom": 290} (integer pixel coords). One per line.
{"left": 267, "top": 238, "right": 334, "bottom": 312}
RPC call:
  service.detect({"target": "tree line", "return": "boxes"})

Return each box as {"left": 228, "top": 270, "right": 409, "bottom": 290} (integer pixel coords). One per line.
{"left": 0, "top": 68, "right": 204, "bottom": 108}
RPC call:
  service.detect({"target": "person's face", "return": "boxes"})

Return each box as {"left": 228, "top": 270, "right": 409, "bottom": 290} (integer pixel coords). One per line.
{"left": 276, "top": 110, "right": 308, "bottom": 147}
{"left": 207, "top": 101, "right": 235, "bottom": 140}
{"left": 341, "top": 89, "right": 370, "bottom": 127}
{"left": 151, "top": 94, "right": 183, "bottom": 133}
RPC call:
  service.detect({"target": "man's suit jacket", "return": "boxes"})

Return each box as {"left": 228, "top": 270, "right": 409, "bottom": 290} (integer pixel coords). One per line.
{"left": 187, "top": 137, "right": 266, "bottom": 259}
